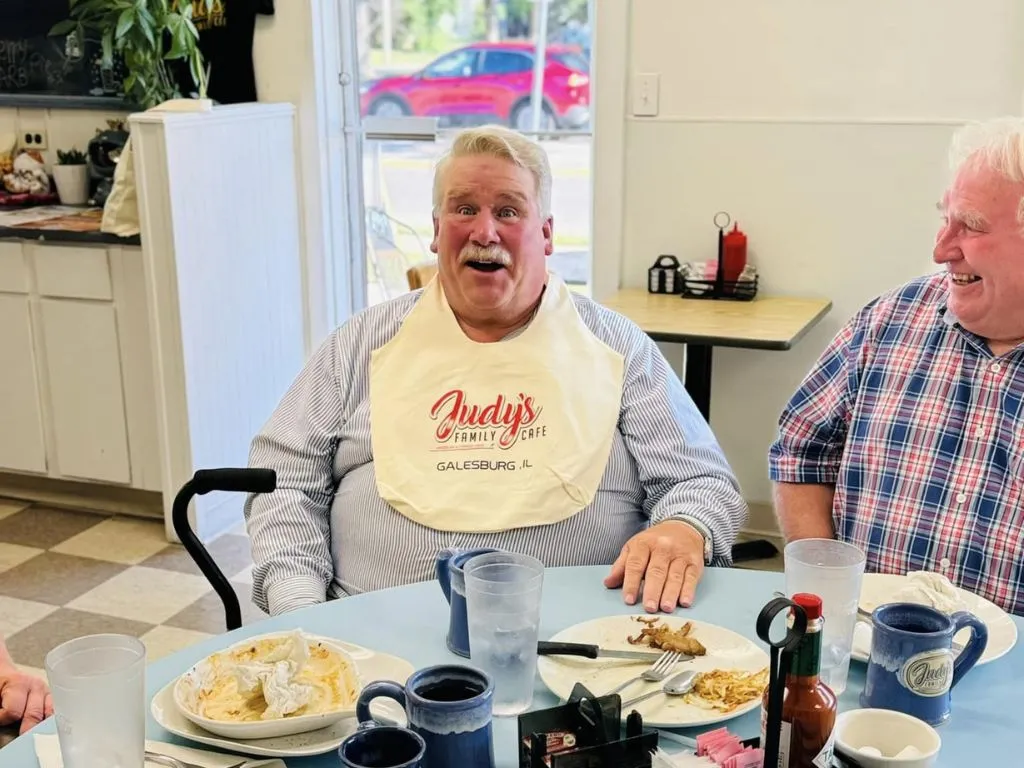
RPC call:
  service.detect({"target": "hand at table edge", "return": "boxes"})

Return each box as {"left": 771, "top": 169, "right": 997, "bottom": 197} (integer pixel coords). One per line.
{"left": 603, "top": 520, "right": 706, "bottom": 613}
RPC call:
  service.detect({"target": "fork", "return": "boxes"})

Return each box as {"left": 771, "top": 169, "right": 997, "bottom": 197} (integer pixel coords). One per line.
{"left": 603, "top": 650, "right": 681, "bottom": 697}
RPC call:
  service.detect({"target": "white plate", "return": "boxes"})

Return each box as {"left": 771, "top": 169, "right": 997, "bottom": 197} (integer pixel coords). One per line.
{"left": 851, "top": 573, "right": 1018, "bottom": 666}
{"left": 152, "top": 640, "right": 413, "bottom": 757}
{"left": 174, "top": 631, "right": 364, "bottom": 739}
{"left": 536, "top": 615, "right": 770, "bottom": 729}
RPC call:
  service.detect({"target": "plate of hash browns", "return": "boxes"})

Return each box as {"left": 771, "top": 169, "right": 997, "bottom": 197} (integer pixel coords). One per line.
{"left": 537, "top": 615, "right": 770, "bottom": 728}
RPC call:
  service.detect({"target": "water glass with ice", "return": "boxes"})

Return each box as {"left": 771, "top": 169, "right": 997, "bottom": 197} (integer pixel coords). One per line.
{"left": 785, "top": 538, "right": 866, "bottom": 695}
{"left": 464, "top": 551, "right": 544, "bottom": 717}
{"left": 45, "top": 634, "right": 146, "bottom": 768}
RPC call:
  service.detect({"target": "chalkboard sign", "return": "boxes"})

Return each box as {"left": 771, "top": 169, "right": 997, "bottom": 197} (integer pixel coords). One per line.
{"left": 0, "top": 0, "right": 130, "bottom": 109}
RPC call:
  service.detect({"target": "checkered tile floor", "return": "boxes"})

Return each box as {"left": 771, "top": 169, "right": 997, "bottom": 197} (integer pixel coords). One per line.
{"left": 0, "top": 497, "right": 265, "bottom": 679}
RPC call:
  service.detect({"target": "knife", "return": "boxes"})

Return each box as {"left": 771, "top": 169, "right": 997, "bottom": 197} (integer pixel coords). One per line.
{"left": 537, "top": 641, "right": 691, "bottom": 662}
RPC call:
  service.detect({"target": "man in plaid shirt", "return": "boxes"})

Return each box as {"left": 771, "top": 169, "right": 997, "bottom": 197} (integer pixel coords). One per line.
{"left": 769, "top": 117, "right": 1024, "bottom": 616}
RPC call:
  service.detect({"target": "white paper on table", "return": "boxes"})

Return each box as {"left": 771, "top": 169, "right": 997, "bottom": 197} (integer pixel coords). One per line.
{"left": 34, "top": 734, "right": 286, "bottom": 768}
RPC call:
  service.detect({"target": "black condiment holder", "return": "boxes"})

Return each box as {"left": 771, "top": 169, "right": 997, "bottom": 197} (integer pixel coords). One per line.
{"left": 680, "top": 211, "right": 758, "bottom": 302}
{"left": 518, "top": 683, "right": 658, "bottom": 768}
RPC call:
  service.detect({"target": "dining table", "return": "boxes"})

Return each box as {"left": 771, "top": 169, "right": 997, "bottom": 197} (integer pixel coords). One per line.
{"left": 2, "top": 565, "right": 1018, "bottom": 767}
{"left": 600, "top": 289, "right": 833, "bottom": 424}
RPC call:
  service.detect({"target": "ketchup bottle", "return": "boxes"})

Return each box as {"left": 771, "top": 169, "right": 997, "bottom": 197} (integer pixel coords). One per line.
{"left": 722, "top": 223, "right": 747, "bottom": 282}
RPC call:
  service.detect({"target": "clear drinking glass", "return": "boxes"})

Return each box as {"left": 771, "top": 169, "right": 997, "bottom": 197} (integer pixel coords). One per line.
{"left": 464, "top": 551, "right": 545, "bottom": 717}
{"left": 784, "top": 538, "right": 866, "bottom": 695}
{"left": 45, "top": 634, "right": 146, "bottom": 768}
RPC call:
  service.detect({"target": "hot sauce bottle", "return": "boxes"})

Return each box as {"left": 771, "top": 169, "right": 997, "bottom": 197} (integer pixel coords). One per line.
{"left": 761, "top": 593, "right": 838, "bottom": 768}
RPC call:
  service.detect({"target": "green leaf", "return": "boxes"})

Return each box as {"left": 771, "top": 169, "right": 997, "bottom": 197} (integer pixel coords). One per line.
{"left": 116, "top": 7, "right": 134, "bottom": 38}
{"left": 101, "top": 30, "right": 114, "bottom": 68}
{"left": 49, "top": 19, "right": 78, "bottom": 36}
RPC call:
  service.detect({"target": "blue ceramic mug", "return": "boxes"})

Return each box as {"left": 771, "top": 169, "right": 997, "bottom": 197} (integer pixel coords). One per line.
{"left": 861, "top": 602, "right": 988, "bottom": 726}
{"left": 338, "top": 722, "right": 426, "bottom": 768}
{"left": 356, "top": 665, "right": 495, "bottom": 768}
{"left": 436, "top": 547, "right": 498, "bottom": 657}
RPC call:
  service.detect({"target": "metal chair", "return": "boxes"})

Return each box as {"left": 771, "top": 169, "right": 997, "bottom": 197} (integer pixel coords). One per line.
{"left": 171, "top": 468, "right": 276, "bottom": 631}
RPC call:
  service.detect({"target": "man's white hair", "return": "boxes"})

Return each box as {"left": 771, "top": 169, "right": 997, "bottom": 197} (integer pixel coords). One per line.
{"left": 948, "top": 117, "right": 1024, "bottom": 225}
{"left": 432, "top": 125, "right": 552, "bottom": 219}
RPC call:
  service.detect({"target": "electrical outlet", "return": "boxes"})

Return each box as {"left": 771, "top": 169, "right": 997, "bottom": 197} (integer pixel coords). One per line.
{"left": 19, "top": 125, "right": 48, "bottom": 151}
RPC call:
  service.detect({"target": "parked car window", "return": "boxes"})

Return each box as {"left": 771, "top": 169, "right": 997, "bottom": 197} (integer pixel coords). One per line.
{"left": 552, "top": 52, "right": 589, "bottom": 73}
{"left": 480, "top": 50, "right": 533, "bottom": 76}
{"left": 423, "top": 50, "right": 478, "bottom": 79}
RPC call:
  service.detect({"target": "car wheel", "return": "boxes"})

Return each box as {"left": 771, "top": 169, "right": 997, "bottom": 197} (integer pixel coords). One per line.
{"left": 511, "top": 100, "right": 556, "bottom": 132}
{"left": 369, "top": 95, "right": 411, "bottom": 118}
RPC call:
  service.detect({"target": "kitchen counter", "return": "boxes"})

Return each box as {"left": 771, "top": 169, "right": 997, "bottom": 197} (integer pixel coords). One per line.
{"left": 0, "top": 206, "right": 140, "bottom": 246}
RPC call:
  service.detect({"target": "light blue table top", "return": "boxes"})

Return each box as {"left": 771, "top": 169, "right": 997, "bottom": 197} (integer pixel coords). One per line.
{"left": 2, "top": 566, "right": 1019, "bottom": 766}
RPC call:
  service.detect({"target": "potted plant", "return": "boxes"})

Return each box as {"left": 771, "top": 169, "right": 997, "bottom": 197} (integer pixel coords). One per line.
{"left": 51, "top": 1, "right": 211, "bottom": 109}
{"left": 52, "top": 148, "right": 90, "bottom": 206}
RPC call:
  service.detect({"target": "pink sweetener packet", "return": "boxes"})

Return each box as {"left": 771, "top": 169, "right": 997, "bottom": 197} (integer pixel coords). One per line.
{"left": 696, "top": 728, "right": 731, "bottom": 756}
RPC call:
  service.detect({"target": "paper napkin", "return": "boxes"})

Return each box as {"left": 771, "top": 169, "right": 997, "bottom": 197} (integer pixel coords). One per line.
{"left": 34, "top": 734, "right": 286, "bottom": 768}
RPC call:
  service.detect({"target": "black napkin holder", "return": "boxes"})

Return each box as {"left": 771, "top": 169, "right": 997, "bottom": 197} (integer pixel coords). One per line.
{"left": 518, "top": 683, "right": 658, "bottom": 768}
{"left": 648, "top": 255, "right": 684, "bottom": 295}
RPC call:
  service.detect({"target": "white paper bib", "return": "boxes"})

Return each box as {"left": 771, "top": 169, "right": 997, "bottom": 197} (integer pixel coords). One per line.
{"left": 369, "top": 273, "right": 625, "bottom": 532}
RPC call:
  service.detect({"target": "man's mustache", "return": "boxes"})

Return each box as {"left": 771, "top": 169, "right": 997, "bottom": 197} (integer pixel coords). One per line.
{"left": 458, "top": 244, "right": 512, "bottom": 267}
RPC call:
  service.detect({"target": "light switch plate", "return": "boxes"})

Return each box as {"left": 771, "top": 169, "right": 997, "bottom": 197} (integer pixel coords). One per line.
{"left": 632, "top": 73, "right": 660, "bottom": 117}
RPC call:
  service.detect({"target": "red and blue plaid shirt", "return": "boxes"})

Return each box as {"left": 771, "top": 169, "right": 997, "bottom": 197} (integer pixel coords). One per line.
{"left": 769, "top": 272, "right": 1024, "bottom": 616}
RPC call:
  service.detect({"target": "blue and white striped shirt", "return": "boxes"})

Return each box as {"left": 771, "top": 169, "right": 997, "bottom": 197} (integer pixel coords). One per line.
{"left": 244, "top": 290, "right": 748, "bottom": 615}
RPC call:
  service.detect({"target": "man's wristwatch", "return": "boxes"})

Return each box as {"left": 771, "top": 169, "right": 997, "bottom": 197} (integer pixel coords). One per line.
{"left": 670, "top": 516, "right": 715, "bottom": 565}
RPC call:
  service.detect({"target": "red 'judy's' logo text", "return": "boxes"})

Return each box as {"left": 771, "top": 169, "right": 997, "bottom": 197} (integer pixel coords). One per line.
{"left": 430, "top": 389, "right": 544, "bottom": 449}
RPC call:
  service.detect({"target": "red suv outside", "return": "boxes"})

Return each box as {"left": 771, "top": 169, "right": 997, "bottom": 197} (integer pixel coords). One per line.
{"left": 360, "top": 41, "right": 590, "bottom": 131}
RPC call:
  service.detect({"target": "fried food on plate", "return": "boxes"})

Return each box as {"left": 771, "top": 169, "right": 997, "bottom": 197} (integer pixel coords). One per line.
{"left": 182, "top": 630, "right": 360, "bottom": 722}
{"left": 627, "top": 617, "right": 707, "bottom": 656}
{"left": 683, "top": 668, "right": 769, "bottom": 713}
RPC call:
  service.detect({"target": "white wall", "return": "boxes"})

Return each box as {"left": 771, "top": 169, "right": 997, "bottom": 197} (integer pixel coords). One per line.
{"left": 0, "top": 108, "right": 127, "bottom": 166}
{"left": 604, "top": 0, "right": 1024, "bottom": 517}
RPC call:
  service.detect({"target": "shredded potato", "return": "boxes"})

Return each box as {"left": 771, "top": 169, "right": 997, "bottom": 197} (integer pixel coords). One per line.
{"left": 683, "top": 667, "right": 769, "bottom": 713}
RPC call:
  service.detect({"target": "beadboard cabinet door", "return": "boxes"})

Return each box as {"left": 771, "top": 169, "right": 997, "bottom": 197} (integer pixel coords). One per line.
{"left": 38, "top": 298, "right": 131, "bottom": 484}
{"left": 0, "top": 294, "right": 47, "bottom": 474}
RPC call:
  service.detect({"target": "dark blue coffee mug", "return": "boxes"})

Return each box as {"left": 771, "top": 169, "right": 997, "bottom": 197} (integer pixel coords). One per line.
{"left": 339, "top": 722, "right": 426, "bottom": 768}
{"left": 357, "top": 664, "right": 495, "bottom": 768}
{"left": 436, "top": 547, "right": 498, "bottom": 657}
{"left": 861, "top": 602, "right": 988, "bottom": 726}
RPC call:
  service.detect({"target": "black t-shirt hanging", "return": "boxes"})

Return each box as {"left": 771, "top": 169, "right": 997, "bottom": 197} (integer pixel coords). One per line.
{"left": 187, "top": 0, "right": 259, "bottom": 105}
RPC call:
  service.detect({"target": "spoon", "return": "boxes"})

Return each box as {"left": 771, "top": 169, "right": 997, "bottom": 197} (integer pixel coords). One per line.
{"left": 621, "top": 669, "right": 697, "bottom": 709}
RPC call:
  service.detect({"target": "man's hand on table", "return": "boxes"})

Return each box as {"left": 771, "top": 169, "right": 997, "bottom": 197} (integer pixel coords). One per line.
{"left": 0, "top": 662, "right": 53, "bottom": 735}
{"left": 603, "top": 520, "right": 706, "bottom": 613}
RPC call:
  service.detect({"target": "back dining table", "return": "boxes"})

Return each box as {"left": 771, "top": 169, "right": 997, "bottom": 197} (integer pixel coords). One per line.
{"left": 1, "top": 566, "right": 1020, "bottom": 766}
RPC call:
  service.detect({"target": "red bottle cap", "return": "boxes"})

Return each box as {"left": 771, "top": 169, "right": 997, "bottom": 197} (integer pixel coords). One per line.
{"left": 792, "top": 593, "right": 823, "bottom": 620}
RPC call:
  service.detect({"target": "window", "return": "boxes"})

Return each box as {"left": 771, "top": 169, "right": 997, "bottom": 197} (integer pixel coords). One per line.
{"left": 423, "top": 50, "right": 478, "bottom": 79}
{"left": 552, "top": 52, "right": 590, "bottom": 74}
{"left": 344, "top": 0, "right": 595, "bottom": 307}
{"left": 480, "top": 51, "right": 533, "bottom": 76}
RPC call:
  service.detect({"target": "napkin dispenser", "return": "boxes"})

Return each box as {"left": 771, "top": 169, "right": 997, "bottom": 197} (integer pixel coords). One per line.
{"left": 518, "top": 683, "right": 658, "bottom": 767}
{"left": 648, "top": 255, "right": 684, "bottom": 295}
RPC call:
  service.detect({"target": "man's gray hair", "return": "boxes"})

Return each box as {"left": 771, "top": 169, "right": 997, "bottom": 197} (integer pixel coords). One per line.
{"left": 948, "top": 117, "right": 1024, "bottom": 224}
{"left": 432, "top": 125, "right": 552, "bottom": 218}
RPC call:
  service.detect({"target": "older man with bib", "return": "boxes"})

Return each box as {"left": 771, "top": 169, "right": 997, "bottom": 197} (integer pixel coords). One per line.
{"left": 245, "top": 125, "right": 747, "bottom": 618}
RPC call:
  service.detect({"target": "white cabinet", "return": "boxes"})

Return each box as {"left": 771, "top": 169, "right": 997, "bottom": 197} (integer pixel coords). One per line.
{"left": 0, "top": 294, "right": 47, "bottom": 473}
{"left": 38, "top": 298, "right": 131, "bottom": 484}
{"left": 0, "top": 241, "right": 157, "bottom": 490}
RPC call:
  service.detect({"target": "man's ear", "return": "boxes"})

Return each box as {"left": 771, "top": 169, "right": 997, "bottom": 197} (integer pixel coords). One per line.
{"left": 430, "top": 215, "right": 439, "bottom": 254}
{"left": 543, "top": 215, "right": 554, "bottom": 256}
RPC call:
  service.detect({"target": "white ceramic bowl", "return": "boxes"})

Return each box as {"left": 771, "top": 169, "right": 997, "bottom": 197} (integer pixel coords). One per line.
{"left": 834, "top": 708, "right": 941, "bottom": 768}
{"left": 173, "top": 631, "right": 363, "bottom": 739}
